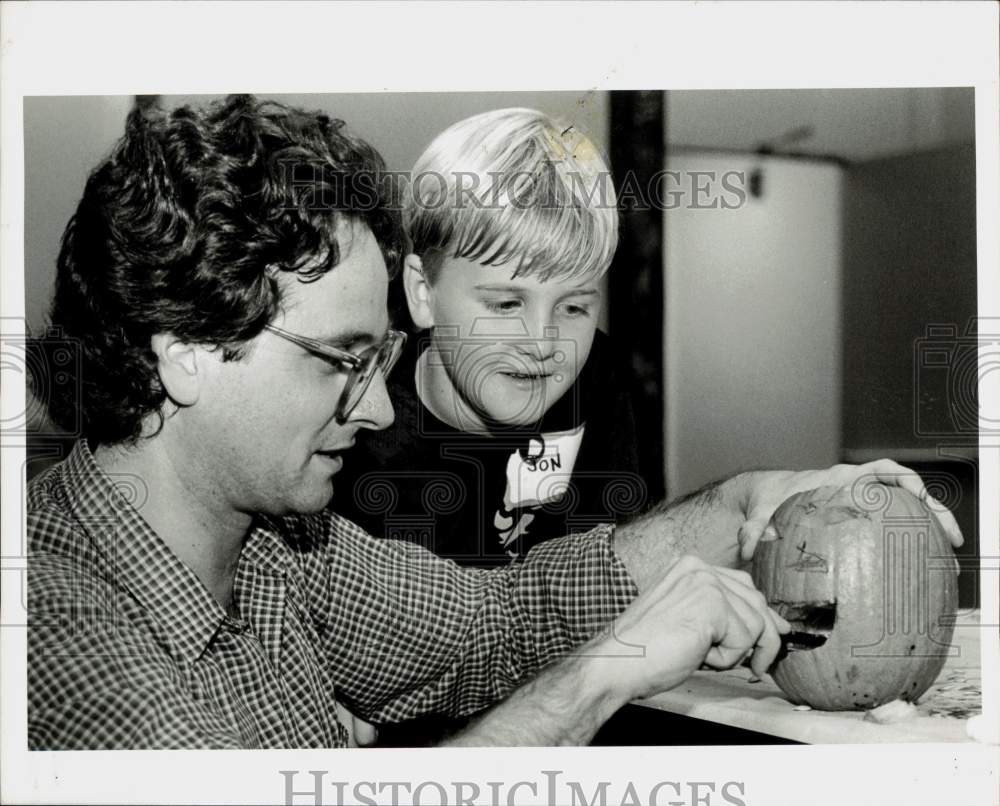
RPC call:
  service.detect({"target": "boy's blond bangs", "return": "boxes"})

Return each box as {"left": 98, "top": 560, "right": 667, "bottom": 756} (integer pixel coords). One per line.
{"left": 405, "top": 108, "right": 619, "bottom": 282}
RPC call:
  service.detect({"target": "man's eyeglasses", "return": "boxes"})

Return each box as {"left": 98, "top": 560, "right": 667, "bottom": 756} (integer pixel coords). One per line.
{"left": 264, "top": 324, "right": 406, "bottom": 423}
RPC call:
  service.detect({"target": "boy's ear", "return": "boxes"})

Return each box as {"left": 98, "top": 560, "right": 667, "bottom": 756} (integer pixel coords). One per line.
{"left": 403, "top": 254, "right": 435, "bottom": 330}
{"left": 150, "top": 333, "right": 204, "bottom": 407}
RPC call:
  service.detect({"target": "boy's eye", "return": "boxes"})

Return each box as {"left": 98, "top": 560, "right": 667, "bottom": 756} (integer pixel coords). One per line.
{"left": 483, "top": 298, "right": 523, "bottom": 314}
{"left": 560, "top": 302, "right": 592, "bottom": 318}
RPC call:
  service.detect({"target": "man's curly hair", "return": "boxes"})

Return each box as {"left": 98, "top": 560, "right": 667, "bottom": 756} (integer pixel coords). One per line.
{"left": 36, "top": 94, "right": 403, "bottom": 446}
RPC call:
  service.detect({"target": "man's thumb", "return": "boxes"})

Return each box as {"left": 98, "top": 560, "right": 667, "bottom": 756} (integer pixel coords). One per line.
{"left": 738, "top": 518, "right": 778, "bottom": 561}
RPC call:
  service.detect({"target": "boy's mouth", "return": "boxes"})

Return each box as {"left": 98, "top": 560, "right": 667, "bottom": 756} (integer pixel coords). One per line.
{"left": 500, "top": 370, "right": 552, "bottom": 389}
{"left": 499, "top": 370, "right": 553, "bottom": 384}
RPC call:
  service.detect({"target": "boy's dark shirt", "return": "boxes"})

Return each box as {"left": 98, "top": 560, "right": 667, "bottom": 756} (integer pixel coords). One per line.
{"left": 334, "top": 329, "right": 644, "bottom": 569}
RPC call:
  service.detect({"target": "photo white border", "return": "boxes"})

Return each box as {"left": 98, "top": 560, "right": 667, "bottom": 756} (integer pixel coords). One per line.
{"left": 2, "top": 2, "right": 997, "bottom": 805}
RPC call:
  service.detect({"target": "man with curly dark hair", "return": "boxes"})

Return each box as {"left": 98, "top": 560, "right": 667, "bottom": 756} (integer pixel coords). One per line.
{"left": 25, "top": 95, "right": 960, "bottom": 749}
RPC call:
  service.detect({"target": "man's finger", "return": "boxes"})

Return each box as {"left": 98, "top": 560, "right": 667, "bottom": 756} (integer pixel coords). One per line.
{"left": 859, "top": 459, "right": 930, "bottom": 502}
{"left": 921, "top": 493, "right": 964, "bottom": 548}
{"left": 717, "top": 576, "right": 785, "bottom": 675}
{"left": 701, "top": 582, "right": 765, "bottom": 671}
{"left": 716, "top": 567, "right": 791, "bottom": 633}
{"left": 713, "top": 565, "right": 754, "bottom": 589}
{"left": 856, "top": 461, "right": 964, "bottom": 547}
{"left": 738, "top": 516, "right": 770, "bottom": 561}
{"left": 703, "top": 606, "right": 754, "bottom": 670}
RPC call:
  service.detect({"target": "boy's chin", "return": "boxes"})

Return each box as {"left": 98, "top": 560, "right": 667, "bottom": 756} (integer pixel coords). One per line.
{"left": 486, "top": 411, "right": 544, "bottom": 429}
{"left": 478, "top": 394, "right": 561, "bottom": 429}
{"left": 491, "top": 380, "right": 576, "bottom": 425}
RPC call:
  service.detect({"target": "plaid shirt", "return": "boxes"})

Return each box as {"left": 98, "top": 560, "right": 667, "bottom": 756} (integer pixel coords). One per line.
{"left": 27, "top": 441, "right": 637, "bottom": 749}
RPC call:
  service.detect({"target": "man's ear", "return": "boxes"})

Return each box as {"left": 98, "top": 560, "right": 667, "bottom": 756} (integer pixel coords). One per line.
{"left": 150, "top": 334, "right": 203, "bottom": 407}
{"left": 402, "top": 254, "right": 435, "bottom": 330}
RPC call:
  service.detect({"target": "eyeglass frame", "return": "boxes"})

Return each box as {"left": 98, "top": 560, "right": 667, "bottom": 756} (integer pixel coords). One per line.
{"left": 264, "top": 323, "right": 406, "bottom": 423}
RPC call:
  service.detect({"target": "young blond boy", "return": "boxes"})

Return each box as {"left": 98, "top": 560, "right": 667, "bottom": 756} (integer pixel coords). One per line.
{"left": 337, "top": 108, "right": 641, "bottom": 566}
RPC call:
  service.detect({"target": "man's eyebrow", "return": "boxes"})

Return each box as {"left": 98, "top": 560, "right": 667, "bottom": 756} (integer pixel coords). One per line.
{"left": 314, "top": 329, "right": 380, "bottom": 349}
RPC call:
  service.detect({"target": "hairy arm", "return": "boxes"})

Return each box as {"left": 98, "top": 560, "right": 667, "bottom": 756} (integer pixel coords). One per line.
{"left": 614, "top": 473, "right": 753, "bottom": 588}
{"left": 442, "top": 651, "right": 619, "bottom": 747}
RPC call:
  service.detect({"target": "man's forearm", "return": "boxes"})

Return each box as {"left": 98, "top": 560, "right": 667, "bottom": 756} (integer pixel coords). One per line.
{"left": 441, "top": 647, "right": 625, "bottom": 747}
{"left": 441, "top": 537, "right": 784, "bottom": 747}
{"left": 614, "top": 472, "right": 753, "bottom": 591}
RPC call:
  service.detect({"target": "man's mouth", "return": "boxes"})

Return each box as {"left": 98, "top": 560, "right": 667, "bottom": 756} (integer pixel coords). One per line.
{"left": 315, "top": 443, "right": 353, "bottom": 470}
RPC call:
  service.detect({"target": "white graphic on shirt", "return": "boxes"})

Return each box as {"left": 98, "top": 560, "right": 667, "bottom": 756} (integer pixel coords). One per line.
{"left": 493, "top": 425, "right": 585, "bottom": 551}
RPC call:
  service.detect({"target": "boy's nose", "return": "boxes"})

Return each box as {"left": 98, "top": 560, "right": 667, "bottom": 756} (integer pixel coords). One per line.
{"left": 515, "top": 312, "right": 558, "bottom": 357}
{"left": 514, "top": 339, "right": 558, "bottom": 363}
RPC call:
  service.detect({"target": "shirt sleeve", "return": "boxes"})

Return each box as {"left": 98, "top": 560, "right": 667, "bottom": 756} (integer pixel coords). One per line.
{"left": 292, "top": 513, "right": 639, "bottom": 723}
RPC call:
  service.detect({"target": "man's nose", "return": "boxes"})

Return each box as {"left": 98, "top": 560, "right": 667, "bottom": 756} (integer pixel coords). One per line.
{"left": 348, "top": 370, "right": 395, "bottom": 431}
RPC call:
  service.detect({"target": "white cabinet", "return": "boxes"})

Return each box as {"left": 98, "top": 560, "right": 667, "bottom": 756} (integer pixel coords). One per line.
{"left": 663, "top": 153, "right": 842, "bottom": 496}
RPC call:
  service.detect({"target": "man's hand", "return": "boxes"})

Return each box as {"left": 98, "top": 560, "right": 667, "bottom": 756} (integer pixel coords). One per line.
{"left": 587, "top": 556, "right": 790, "bottom": 700}
{"left": 616, "top": 457, "right": 963, "bottom": 589}
{"left": 737, "top": 459, "right": 964, "bottom": 561}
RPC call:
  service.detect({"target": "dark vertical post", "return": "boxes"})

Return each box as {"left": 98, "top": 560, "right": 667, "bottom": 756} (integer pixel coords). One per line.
{"left": 608, "top": 90, "right": 665, "bottom": 502}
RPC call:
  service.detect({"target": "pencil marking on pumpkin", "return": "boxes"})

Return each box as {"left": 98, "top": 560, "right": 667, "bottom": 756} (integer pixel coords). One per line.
{"left": 788, "top": 541, "right": 829, "bottom": 573}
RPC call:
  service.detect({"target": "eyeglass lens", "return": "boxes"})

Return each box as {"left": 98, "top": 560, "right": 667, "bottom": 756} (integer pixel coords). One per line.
{"left": 337, "top": 335, "right": 403, "bottom": 420}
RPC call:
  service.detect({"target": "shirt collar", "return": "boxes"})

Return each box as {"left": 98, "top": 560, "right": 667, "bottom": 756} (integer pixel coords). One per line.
{"left": 242, "top": 516, "right": 295, "bottom": 575}
{"left": 61, "top": 441, "right": 230, "bottom": 664}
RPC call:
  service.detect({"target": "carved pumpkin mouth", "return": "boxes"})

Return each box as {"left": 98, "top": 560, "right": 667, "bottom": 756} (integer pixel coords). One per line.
{"left": 773, "top": 601, "right": 837, "bottom": 655}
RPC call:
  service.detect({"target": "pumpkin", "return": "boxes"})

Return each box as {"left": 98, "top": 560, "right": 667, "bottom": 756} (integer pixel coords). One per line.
{"left": 752, "top": 484, "right": 958, "bottom": 710}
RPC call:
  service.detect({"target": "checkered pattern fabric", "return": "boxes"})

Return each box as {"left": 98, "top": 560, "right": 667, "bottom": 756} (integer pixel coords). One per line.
{"left": 27, "top": 441, "right": 637, "bottom": 749}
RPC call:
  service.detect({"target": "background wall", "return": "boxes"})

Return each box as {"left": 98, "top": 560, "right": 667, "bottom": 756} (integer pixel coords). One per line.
{"left": 841, "top": 143, "right": 978, "bottom": 457}
{"left": 24, "top": 96, "right": 134, "bottom": 332}
{"left": 666, "top": 87, "right": 975, "bottom": 161}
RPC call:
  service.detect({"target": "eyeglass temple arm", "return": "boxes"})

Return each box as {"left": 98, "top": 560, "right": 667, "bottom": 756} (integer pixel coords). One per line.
{"left": 263, "top": 324, "right": 363, "bottom": 367}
